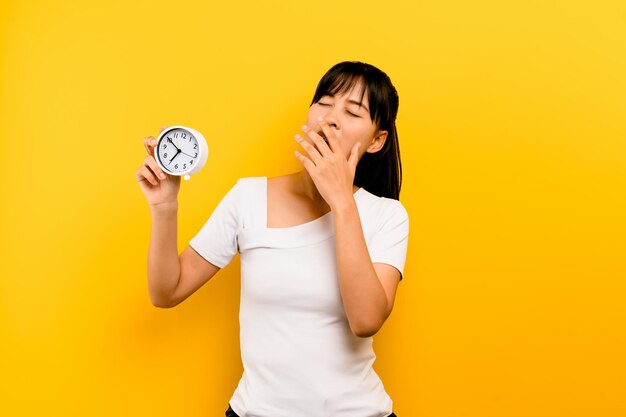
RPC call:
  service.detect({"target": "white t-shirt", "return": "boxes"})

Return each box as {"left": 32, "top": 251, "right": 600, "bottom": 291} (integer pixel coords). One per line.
{"left": 189, "top": 176, "right": 409, "bottom": 417}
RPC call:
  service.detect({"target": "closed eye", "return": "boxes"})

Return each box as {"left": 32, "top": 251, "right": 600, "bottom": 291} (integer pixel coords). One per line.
{"left": 317, "top": 102, "right": 361, "bottom": 117}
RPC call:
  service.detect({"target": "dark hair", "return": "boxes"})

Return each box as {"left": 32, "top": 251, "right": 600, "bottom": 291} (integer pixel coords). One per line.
{"left": 310, "top": 61, "right": 402, "bottom": 200}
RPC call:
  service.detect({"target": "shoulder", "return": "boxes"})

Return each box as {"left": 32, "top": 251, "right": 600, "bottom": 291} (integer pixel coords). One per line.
{"left": 358, "top": 188, "right": 409, "bottom": 224}
{"left": 212, "top": 177, "right": 264, "bottom": 209}
{"left": 225, "top": 176, "right": 266, "bottom": 215}
{"left": 233, "top": 175, "right": 264, "bottom": 185}
{"left": 229, "top": 176, "right": 265, "bottom": 193}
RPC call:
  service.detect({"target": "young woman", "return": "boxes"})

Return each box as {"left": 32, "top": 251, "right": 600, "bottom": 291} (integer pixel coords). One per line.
{"left": 136, "top": 61, "right": 408, "bottom": 417}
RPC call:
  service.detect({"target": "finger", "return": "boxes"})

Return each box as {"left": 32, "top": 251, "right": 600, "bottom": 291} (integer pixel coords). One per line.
{"left": 294, "top": 133, "right": 323, "bottom": 166}
{"left": 302, "top": 124, "right": 331, "bottom": 158}
{"left": 136, "top": 165, "right": 159, "bottom": 186}
{"left": 294, "top": 149, "right": 316, "bottom": 173}
{"left": 143, "top": 136, "right": 158, "bottom": 156}
{"left": 316, "top": 117, "right": 339, "bottom": 153}
{"left": 144, "top": 155, "right": 168, "bottom": 180}
{"left": 143, "top": 136, "right": 151, "bottom": 155}
{"left": 143, "top": 125, "right": 167, "bottom": 156}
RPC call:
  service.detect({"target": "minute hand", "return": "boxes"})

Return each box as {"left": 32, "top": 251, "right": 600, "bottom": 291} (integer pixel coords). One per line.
{"left": 167, "top": 138, "right": 181, "bottom": 152}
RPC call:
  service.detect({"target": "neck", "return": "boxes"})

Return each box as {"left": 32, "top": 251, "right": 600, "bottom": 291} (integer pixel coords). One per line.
{"left": 291, "top": 169, "right": 359, "bottom": 204}
{"left": 294, "top": 169, "right": 326, "bottom": 204}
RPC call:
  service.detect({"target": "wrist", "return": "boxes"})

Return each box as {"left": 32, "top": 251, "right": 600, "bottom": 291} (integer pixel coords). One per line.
{"left": 149, "top": 201, "right": 179, "bottom": 215}
{"left": 330, "top": 197, "right": 358, "bottom": 216}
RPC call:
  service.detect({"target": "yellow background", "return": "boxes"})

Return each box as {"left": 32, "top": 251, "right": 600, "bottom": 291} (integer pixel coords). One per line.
{"left": 1, "top": 0, "right": 625, "bottom": 416}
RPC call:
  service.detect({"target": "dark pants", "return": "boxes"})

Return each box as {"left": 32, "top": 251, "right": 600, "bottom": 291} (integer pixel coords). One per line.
{"left": 225, "top": 404, "right": 397, "bottom": 416}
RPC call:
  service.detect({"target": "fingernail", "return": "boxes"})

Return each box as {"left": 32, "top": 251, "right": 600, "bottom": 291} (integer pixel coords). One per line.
{"left": 301, "top": 124, "right": 308, "bottom": 130}
{"left": 317, "top": 116, "right": 324, "bottom": 122}
{"left": 160, "top": 173, "right": 166, "bottom": 179}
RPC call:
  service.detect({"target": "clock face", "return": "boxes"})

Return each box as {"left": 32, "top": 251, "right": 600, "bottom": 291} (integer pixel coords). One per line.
{"left": 156, "top": 128, "right": 199, "bottom": 174}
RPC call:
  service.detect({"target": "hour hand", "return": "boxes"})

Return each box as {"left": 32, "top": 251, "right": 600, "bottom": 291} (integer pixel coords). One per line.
{"left": 169, "top": 149, "right": 181, "bottom": 163}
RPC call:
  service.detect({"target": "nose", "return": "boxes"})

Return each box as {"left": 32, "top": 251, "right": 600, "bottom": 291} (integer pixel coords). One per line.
{"left": 319, "top": 111, "right": 339, "bottom": 130}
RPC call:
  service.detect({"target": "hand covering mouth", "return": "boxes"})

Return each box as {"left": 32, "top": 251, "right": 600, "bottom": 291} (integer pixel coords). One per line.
{"left": 315, "top": 130, "right": 329, "bottom": 144}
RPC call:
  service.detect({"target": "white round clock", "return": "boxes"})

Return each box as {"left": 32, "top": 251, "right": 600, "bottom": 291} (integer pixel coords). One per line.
{"left": 153, "top": 125, "right": 208, "bottom": 180}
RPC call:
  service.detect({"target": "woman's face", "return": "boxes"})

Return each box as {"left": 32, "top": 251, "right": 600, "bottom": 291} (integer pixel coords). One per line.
{"left": 305, "top": 81, "right": 387, "bottom": 161}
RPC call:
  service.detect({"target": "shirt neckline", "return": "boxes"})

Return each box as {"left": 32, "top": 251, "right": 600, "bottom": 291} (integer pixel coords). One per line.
{"left": 263, "top": 176, "right": 363, "bottom": 230}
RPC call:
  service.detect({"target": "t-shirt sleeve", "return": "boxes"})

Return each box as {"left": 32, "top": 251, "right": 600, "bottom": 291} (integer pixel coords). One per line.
{"left": 368, "top": 201, "right": 410, "bottom": 280}
{"left": 188, "top": 179, "right": 243, "bottom": 269}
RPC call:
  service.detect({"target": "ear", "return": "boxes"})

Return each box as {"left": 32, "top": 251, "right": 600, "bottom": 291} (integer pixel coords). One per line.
{"left": 366, "top": 130, "right": 388, "bottom": 154}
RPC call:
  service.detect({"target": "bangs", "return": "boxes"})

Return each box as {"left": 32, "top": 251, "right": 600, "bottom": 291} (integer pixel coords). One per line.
{"left": 322, "top": 73, "right": 367, "bottom": 107}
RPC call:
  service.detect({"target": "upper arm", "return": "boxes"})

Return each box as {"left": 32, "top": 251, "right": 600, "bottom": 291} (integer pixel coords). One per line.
{"left": 368, "top": 202, "right": 409, "bottom": 310}
{"left": 368, "top": 200, "right": 408, "bottom": 321}
{"left": 373, "top": 262, "right": 402, "bottom": 319}
{"left": 168, "top": 245, "right": 222, "bottom": 307}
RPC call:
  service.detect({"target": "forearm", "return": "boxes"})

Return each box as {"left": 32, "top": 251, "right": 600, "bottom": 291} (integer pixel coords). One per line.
{"left": 332, "top": 199, "right": 388, "bottom": 337}
{"left": 147, "top": 202, "right": 181, "bottom": 307}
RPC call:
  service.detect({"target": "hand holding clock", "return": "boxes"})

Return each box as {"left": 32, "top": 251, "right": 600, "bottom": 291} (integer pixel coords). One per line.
{"left": 137, "top": 125, "right": 207, "bottom": 209}
{"left": 136, "top": 125, "right": 181, "bottom": 209}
